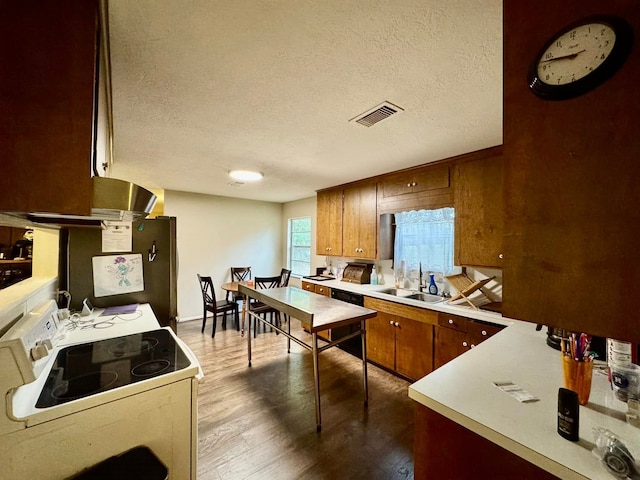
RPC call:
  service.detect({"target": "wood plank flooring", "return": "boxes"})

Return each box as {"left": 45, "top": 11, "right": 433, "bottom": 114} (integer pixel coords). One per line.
{"left": 177, "top": 315, "right": 415, "bottom": 480}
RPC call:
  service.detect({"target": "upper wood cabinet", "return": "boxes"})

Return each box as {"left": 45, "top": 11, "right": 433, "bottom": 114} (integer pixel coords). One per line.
{"left": 378, "top": 163, "right": 453, "bottom": 214}
{"left": 454, "top": 147, "right": 504, "bottom": 268}
{"left": 503, "top": 1, "right": 640, "bottom": 343}
{"left": 343, "top": 181, "right": 378, "bottom": 259}
{"left": 0, "top": 1, "right": 99, "bottom": 216}
{"left": 316, "top": 188, "right": 343, "bottom": 256}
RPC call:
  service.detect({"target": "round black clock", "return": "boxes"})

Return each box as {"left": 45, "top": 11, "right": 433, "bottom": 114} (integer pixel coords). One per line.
{"left": 528, "top": 15, "right": 633, "bottom": 100}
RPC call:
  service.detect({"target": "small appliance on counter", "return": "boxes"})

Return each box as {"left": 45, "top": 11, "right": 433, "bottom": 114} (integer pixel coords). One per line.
{"left": 341, "top": 262, "right": 373, "bottom": 284}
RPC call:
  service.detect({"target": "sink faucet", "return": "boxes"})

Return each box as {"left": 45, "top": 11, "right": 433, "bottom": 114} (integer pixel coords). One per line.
{"left": 418, "top": 262, "right": 426, "bottom": 292}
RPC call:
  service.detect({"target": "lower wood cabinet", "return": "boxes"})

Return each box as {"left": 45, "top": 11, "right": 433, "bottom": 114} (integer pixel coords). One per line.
{"left": 364, "top": 297, "right": 435, "bottom": 381}
{"left": 413, "top": 405, "right": 560, "bottom": 480}
{"left": 434, "top": 312, "right": 503, "bottom": 369}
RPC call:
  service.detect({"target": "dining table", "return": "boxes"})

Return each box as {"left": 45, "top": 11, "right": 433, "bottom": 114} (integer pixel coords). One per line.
{"left": 237, "top": 284, "right": 377, "bottom": 431}
{"left": 221, "top": 280, "right": 252, "bottom": 333}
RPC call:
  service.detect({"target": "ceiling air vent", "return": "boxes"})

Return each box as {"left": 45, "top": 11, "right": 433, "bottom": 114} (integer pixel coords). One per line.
{"left": 350, "top": 101, "right": 404, "bottom": 127}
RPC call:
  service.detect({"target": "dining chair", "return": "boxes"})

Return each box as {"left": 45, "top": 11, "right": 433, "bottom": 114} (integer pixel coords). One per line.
{"left": 279, "top": 268, "right": 292, "bottom": 287}
{"left": 278, "top": 268, "right": 292, "bottom": 324}
{"left": 197, "top": 274, "right": 239, "bottom": 337}
{"left": 250, "top": 275, "right": 282, "bottom": 337}
{"left": 228, "top": 266, "right": 252, "bottom": 303}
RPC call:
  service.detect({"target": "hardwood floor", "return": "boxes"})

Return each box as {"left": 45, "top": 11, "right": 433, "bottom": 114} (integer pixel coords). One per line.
{"left": 177, "top": 315, "right": 415, "bottom": 479}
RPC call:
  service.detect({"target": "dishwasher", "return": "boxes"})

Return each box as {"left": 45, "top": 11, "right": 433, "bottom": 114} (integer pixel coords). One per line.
{"left": 330, "top": 288, "right": 365, "bottom": 358}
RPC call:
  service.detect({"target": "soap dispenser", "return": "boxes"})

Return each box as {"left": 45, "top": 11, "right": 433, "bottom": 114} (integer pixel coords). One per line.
{"left": 371, "top": 265, "right": 378, "bottom": 285}
{"left": 428, "top": 273, "right": 438, "bottom": 295}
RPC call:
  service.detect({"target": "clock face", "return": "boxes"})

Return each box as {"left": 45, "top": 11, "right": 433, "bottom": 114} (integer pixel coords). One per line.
{"left": 537, "top": 23, "right": 616, "bottom": 86}
{"left": 528, "top": 16, "right": 633, "bottom": 100}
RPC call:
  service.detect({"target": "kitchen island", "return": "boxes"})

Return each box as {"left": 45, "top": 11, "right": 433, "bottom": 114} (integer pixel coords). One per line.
{"left": 238, "top": 284, "right": 377, "bottom": 431}
{"left": 409, "top": 320, "right": 638, "bottom": 480}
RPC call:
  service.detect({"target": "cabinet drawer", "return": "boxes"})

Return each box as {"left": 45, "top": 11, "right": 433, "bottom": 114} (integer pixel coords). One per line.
{"left": 301, "top": 281, "right": 315, "bottom": 292}
{"left": 468, "top": 321, "right": 503, "bottom": 341}
{"left": 314, "top": 285, "right": 331, "bottom": 296}
{"left": 364, "top": 297, "right": 437, "bottom": 325}
{"left": 437, "top": 312, "right": 469, "bottom": 332}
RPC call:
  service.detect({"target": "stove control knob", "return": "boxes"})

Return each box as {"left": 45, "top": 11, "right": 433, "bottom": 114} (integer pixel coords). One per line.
{"left": 30, "top": 343, "right": 49, "bottom": 361}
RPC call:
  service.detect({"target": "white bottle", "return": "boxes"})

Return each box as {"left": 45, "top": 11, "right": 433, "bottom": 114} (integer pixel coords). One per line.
{"left": 371, "top": 265, "right": 378, "bottom": 285}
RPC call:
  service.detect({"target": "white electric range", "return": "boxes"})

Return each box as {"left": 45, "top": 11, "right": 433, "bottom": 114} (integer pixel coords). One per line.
{"left": 0, "top": 300, "right": 202, "bottom": 479}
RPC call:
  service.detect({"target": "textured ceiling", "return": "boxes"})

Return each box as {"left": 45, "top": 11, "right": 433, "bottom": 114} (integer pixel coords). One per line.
{"left": 107, "top": 0, "right": 503, "bottom": 203}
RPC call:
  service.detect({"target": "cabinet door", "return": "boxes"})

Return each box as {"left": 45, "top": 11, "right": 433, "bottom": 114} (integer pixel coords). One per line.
{"left": 395, "top": 318, "right": 434, "bottom": 381}
{"left": 381, "top": 165, "right": 450, "bottom": 198}
{"left": 378, "top": 164, "right": 453, "bottom": 214}
{"left": 454, "top": 150, "right": 504, "bottom": 268}
{"left": 343, "top": 181, "right": 377, "bottom": 259}
{"left": 316, "top": 188, "right": 343, "bottom": 256}
{"left": 434, "top": 327, "right": 468, "bottom": 369}
{"left": 366, "top": 310, "right": 395, "bottom": 371}
{"left": 0, "top": 1, "right": 98, "bottom": 215}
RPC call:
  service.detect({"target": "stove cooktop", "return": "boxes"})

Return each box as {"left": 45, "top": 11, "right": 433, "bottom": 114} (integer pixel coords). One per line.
{"left": 36, "top": 329, "right": 190, "bottom": 408}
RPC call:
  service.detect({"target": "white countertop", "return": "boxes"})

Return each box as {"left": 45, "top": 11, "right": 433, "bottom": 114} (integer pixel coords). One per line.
{"left": 408, "top": 320, "right": 640, "bottom": 480}
{"left": 302, "top": 277, "right": 509, "bottom": 326}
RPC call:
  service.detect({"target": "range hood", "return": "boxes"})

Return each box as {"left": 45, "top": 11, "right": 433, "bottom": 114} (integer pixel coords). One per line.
{"left": 26, "top": 177, "right": 157, "bottom": 226}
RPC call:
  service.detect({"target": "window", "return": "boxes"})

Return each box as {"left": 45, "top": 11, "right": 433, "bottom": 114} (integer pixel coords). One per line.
{"left": 393, "top": 207, "right": 455, "bottom": 278}
{"left": 287, "top": 216, "right": 311, "bottom": 277}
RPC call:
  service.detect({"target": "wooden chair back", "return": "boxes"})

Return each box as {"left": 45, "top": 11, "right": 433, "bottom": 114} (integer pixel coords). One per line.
{"left": 197, "top": 274, "right": 216, "bottom": 305}
{"left": 255, "top": 275, "right": 280, "bottom": 289}
{"left": 231, "top": 267, "right": 252, "bottom": 282}
{"left": 279, "top": 268, "right": 292, "bottom": 287}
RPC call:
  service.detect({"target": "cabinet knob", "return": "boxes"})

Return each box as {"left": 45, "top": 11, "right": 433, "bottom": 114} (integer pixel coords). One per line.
{"left": 462, "top": 341, "right": 468, "bottom": 347}
{"left": 470, "top": 344, "right": 476, "bottom": 348}
{"left": 389, "top": 320, "right": 394, "bottom": 326}
{"left": 481, "top": 330, "right": 487, "bottom": 336}
{"left": 394, "top": 322, "right": 400, "bottom": 327}
{"left": 412, "top": 182, "right": 417, "bottom": 187}
{"left": 448, "top": 319, "right": 454, "bottom": 325}
{"left": 406, "top": 183, "right": 412, "bottom": 187}
{"left": 498, "top": 253, "right": 503, "bottom": 259}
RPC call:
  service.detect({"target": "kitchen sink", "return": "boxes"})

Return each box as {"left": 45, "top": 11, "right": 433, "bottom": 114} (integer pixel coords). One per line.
{"left": 405, "top": 292, "right": 444, "bottom": 303}
{"left": 376, "top": 288, "right": 413, "bottom": 296}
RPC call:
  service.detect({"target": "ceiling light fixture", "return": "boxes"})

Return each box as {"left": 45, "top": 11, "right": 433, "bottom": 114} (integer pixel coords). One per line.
{"left": 228, "top": 170, "right": 264, "bottom": 182}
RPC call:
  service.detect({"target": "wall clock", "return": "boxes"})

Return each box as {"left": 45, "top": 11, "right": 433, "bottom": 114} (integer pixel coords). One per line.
{"left": 528, "top": 15, "right": 633, "bottom": 100}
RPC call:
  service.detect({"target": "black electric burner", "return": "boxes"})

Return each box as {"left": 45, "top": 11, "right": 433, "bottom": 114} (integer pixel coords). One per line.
{"left": 36, "top": 329, "right": 190, "bottom": 408}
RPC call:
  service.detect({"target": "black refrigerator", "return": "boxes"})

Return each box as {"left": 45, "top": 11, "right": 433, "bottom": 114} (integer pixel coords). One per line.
{"left": 60, "top": 216, "right": 177, "bottom": 330}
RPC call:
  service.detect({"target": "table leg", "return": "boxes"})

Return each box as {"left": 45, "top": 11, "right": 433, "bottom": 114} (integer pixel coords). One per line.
{"left": 241, "top": 295, "right": 247, "bottom": 336}
{"left": 247, "top": 309, "right": 252, "bottom": 367}
{"left": 312, "top": 332, "right": 321, "bottom": 432}
{"left": 361, "top": 320, "right": 369, "bottom": 407}
{"left": 287, "top": 315, "right": 291, "bottom": 353}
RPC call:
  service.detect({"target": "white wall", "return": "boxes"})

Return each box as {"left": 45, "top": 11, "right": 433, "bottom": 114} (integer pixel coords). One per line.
{"left": 164, "top": 190, "right": 283, "bottom": 321}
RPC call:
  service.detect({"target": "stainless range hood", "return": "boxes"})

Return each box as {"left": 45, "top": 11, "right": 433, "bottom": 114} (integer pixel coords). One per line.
{"left": 26, "top": 177, "right": 157, "bottom": 226}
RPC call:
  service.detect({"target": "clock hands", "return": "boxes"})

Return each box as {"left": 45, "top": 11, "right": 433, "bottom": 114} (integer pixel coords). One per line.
{"left": 541, "top": 49, "right": 586, "bottom": 63}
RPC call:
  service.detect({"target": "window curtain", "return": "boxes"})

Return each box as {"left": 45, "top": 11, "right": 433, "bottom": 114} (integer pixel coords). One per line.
{"left": 393, "top": 207, "right": 455, "bottom": 277}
